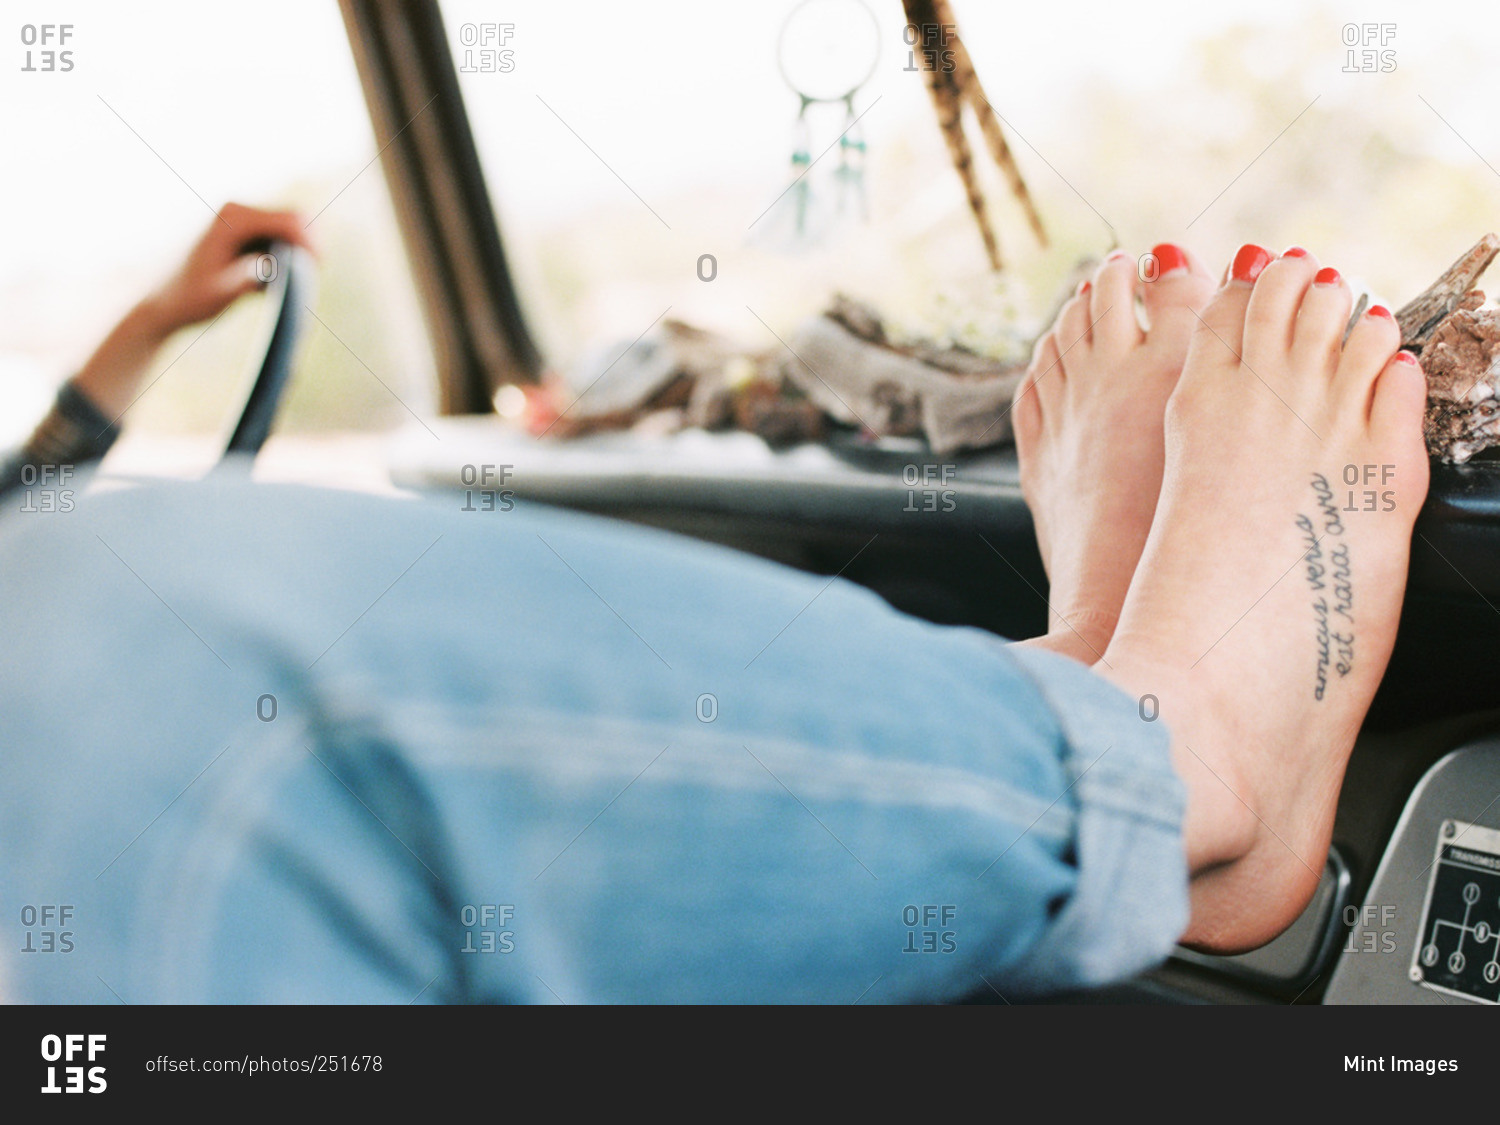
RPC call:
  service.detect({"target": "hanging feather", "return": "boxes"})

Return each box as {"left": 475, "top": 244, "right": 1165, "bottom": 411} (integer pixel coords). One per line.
{"left": 902, "top": 0, "right": 1047, "bottom": 269}
{"left": 930, "top": 0, "right": 1047, "bottom": 248}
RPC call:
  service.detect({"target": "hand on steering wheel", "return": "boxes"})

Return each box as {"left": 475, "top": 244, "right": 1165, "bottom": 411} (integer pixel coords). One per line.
{"left": 138, "top": 203, "right": 315, "bottom": 338}
{"left": 69, "top": 203, "right": 317, "bottom": 424}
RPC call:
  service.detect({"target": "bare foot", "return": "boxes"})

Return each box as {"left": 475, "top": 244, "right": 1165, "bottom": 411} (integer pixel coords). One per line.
{"left": 1014, "top": 244, "right": 1216, "bottom": 663}
{"left": 1102, "top": 244, "right": 1430, "bottom": 950}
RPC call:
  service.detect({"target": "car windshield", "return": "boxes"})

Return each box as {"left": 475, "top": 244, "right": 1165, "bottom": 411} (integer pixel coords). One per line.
{"left": 444, "top": 0, "right": 1500, "bottom": 403}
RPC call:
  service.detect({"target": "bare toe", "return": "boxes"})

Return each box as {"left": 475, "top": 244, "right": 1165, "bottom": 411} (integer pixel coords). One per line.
{"left": 1245, "top": 247, "right": 1320, "bottom": 360}
{"left": 1088, "top": 251, "right": 1145, "bottom": 351}
{"left": 1012, "top": 369, "right": 1044, "bottom": 446}
{"left": 1190, "top": 243, "right": 1273, "bottom": 362}
{"left": 1370, "top": 350, "right": 1430, "bottom": 436}
{"left": 1141, "top": 242, "right": 1216, "bottom": 355}
{"left": 1292, "top": 266, "right": 1353, "bottom": 370}
{"left": 1056, "top": 287, "right": 1095, "bottom": 356}
{"left": 1339, "top": 304, "right": 1403, "bottom": 402}
{"left": 1026, "top": 331, "right": 1066, "bottom": 415}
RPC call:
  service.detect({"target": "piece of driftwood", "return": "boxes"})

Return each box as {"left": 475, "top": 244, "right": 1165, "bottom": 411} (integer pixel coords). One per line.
{"left": 544, "top": 325, "right": 699, "bottom": 438}
{"left": 548, "top": 294, "right": 1032, "bottom": 454}
{"left": 1419, "top": 297, "right": 1500, "bottom": 463}
{"left": 1393, "top": 234, "right": 1500, "bottom": 462}
{"left": 548, "top": 319, "right": 830, "bottom": 447}
{"left": 1399, "top": 234, "right": 1500, "bottom": 351}
{"left": 782, "top": 294, "right": 1025, "bottom": 455}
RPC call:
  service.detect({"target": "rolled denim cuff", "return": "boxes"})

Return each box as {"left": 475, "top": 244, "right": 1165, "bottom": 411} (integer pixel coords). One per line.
{"left": 1002, "top": 645, "right": 1190, "bottom": 993}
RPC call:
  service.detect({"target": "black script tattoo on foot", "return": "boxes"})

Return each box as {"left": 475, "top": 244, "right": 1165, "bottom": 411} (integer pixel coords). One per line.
{"left": 1299, "top": 472, "right": 1354, "bottom": 701}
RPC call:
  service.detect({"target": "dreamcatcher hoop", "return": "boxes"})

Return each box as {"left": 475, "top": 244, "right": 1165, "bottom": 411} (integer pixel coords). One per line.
{"left": 776, "top": 0, "right": 882, "bottom": 106}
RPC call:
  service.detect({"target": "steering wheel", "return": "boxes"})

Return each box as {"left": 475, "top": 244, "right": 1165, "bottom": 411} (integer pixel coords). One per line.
{"left": 224, "top": 238, "right": 315, "bottom": 458}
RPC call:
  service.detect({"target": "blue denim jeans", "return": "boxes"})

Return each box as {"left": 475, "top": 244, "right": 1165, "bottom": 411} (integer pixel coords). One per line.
{"left": 0, "top": 475, "right": 1187, "bottom": 1003}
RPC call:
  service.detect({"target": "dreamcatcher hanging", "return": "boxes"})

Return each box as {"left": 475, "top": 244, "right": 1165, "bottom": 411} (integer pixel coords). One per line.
{"left": 756, "top": 0, "right": 882, "bottom": 249}
{"left": 761, "top": 0, "right": 1048, "bottom": 269}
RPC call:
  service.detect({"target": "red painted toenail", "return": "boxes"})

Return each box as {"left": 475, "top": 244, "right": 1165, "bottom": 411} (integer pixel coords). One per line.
{"left": 1281, "top": 246, "right": 1309, "bottom": 258}
{"left": 1313, "top": 267, "right": 1341, "bottom": 286}
{"left": 1076, "top": 279, "right": 1091, "bottom": 296}
{"left": 1106, "top": 250, "right": 1131, "bottom": 262}
{"left": 1230, "top": 244, "right": 1272, "bottom": 283}
{"left": 1367, "top": 305, "right": 1393, "bottom": 320}
{"left": 1151, "top": 243, "right": 1189, "bottom": 276}
{"left": 1394, "top": 350, "right": 1420, "bottom": 365}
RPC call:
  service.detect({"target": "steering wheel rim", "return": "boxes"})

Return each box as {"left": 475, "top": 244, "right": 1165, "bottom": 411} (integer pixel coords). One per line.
{"left": 225, "top": 239, "right": 314, "bottom": 459}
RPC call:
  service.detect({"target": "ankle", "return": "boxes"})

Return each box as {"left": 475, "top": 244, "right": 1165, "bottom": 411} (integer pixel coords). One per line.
{"left": 1096, "top": 645, "right": 1260, "bottom": 873}
{"left": 1016, "top": 631, "right": 1104, "bottom": 667}
{"left": 1046, "top": 606, "right": 1119, "bottom": 662}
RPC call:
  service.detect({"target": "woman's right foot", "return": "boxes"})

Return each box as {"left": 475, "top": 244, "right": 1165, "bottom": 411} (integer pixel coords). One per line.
{"left": 1101, "top": 245, "right": 1430, "bottom": 951}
